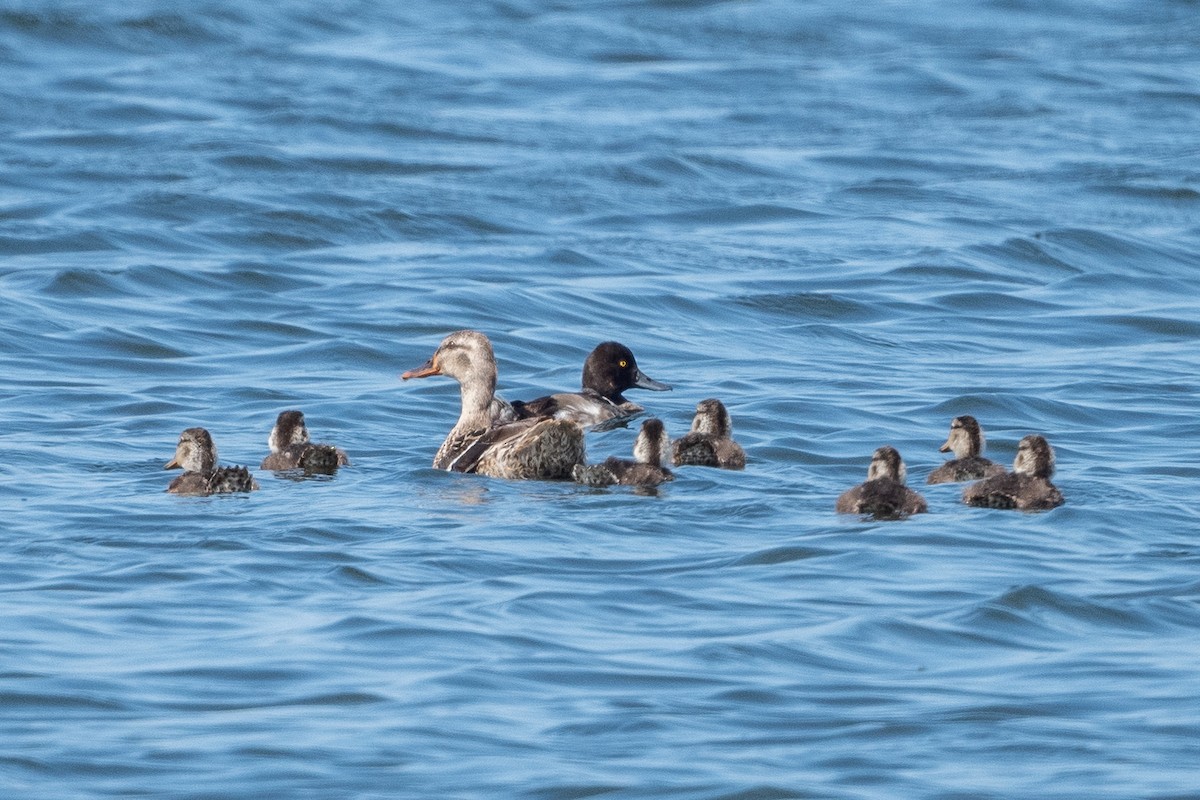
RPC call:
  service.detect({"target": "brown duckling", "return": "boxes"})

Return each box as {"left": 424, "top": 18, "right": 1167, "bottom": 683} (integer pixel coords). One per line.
{"left": 671, "top": 398, "right": 745, "bottom": 469}
{"left": 572, "top": 418, "right": 674, "bottom": 488}
{"left": 836, "top": 446, "right": 928, "bottom": 518}
{"left": 164, "top": 427, "right": 259, "bottom": 496}
{"left": 927, "top": 415, "right": 1006, "bottom": 484}
{"left": 962, "top": 434, "right": 1064, "bottom": 510}
{"left": 260, "top": 410, "right": 351, "bottom": 472}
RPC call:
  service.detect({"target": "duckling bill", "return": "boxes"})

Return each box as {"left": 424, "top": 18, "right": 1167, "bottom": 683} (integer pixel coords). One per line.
{"left": 165, "top": 427, "right": 259, "bottom": 496}
{"left": 836, "top": 446, "right": 927, "bottom": 518}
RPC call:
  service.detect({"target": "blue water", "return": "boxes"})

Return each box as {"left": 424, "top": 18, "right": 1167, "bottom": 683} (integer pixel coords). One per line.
{"left": 3, "top": 1, "right": 1200, "bottom": 797}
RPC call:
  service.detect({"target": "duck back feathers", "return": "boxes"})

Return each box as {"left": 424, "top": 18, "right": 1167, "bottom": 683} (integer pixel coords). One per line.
{"left": 836, "top": 446, "right": 927, "bottom": 517}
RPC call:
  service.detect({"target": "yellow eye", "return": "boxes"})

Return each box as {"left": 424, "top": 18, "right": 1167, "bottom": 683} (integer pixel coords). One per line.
{"left": 619, "top": 360, "right": 628, "bottom": 368}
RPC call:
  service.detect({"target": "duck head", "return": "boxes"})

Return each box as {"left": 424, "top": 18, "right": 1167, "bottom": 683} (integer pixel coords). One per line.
{"left": 632, "top": 418, "right": 671, "bottom": 468}
{"left": 690, "top": 398, "right": 733, "bottom": 438}
{"left": 939, "top": 415, "right": 985, "bottom": 458}
{"left": 268, "top": 410, "right": 310, "bottom": 454}
{"left": 1013, "top": 434, "right": 1055, "bottom": 479}
{"left": 866, "top": 445, "right": 907, "bottom": 483}
{"left": 165, "top": 427, "right": 218, "bottom": 473}
{"left": 582, "top": 342, "right": 670, "bottom": 402}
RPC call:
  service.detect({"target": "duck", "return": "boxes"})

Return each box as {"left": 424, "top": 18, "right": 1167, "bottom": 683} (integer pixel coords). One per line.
{"left": 164, "top": 427, "right": 259, "bottom": 495}
{"left": 509, "top": 341, "right": 671, "bottom": 429}
{"left": 260, "top": 410, "right": 351, "bottom": 472}
{"left": 402, "top": 330, "right": 586, "bottom": 480}
{"left": 671, "top": 398, "right": 746, "bottom": 469}
{"left": 836, "top": 446, "right": 928, "bottom": 517}
{"left": 572, "top": 418, "right": 674, "bottom": 487}
{"left": 926, "top": 415, "right": 1006, "bottom": 484}
{"left": 962, "top": 434, "right": 1064, "bottom": 510}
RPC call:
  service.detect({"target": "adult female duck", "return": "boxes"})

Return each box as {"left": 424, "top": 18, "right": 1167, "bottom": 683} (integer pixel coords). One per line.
{"left": 402, "top": 330, "right": 586, "bottom": 480}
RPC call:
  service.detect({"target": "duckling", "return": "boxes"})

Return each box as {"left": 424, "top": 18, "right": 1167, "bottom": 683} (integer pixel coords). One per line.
{"left": 402, "top": 330, "right": 586, "bottom": 480}
{"left": 671, "top": 398, "right": 746, "bottom": 469}
{"left": 510, "top": 341, "right": 671, "bottom": 429}
{"left": 572, "top": 418, "right": 675, "bottom": 487}
{"left": 926, "top": 415, "right": 1006, "bottom": 484}
{"left": 260, "top": 410, "right": 351, "bottom": 472}
{"left": 962, "top": 434, "right": 1064, "bottom": 510}
{"left": 836, "top": 446, "right": 928, "bottom": 518}
{"left": 164, "top": 427, "right": 259, "bottom": 495}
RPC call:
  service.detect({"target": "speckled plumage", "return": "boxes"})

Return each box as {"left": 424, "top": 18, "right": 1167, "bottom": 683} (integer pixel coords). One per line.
{"left": 511, "top": 341, "right": 670, "bottom": 429}
{"left": 403, "top": 330, "right": 586, "bottom": 480}
{"left": 836, "top": 446, "right": 927, "bottom": 517}
{"left": 573, "top": 418, "right": 674, "bottom": 487}
{"left": 164, "top": 427, "right": 259, "bottom": 496}
{"left": 927, "top": 415, "right": 1005, "bottom": 484}
{"left": 962, "top": 434, "right": 1063, "bottom": 510}
{"left": 260, "top": 410, "right": 351, "bottom": 472}
{"left": 671, "top": 398, "right": 745, "bottom": 469}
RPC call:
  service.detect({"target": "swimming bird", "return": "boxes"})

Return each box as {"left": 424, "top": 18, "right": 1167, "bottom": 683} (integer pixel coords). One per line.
{"left": 402, "top": 330, "right": 586, "bottom": 479}
{"left": 962, "top": 434, "right": 1064, "bottom": 510}
{"left": 164, "top": 427, "right": 259, "bottom": 495}
{"left": 572, "top": 418, "right": 674, "bottom": 487}
{"left": 836, "top": 446, "right": 927, "bottom": 517}
{"left": 260, "top": 410, "right": 351, "bottom": 472}
{"left": 671, "top": 398, "right": 746, "bottom": 469}
{"left": 510, "top": 341, "right": 670, "bottom": 429}
{"left": 926, "top": 415, "right": 1006, "bottom": 484}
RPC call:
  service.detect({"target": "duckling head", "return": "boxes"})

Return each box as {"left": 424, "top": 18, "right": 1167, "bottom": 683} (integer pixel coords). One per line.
{"left": 939, "top": 415, "right": 985, "bottom": 458}
{"left": 1013, "top": 434, "right": 1055, "bottom": 478}
{"left": 866, "top": 445, "right": 906, "bottom": 483}
{"left": 164, "top": 427, "right": 217, "bottom": 473}
{"left": 690, "top": 398, "right": 733, "bottom": 437}
{"left": 269, "top": 410, "right": 310, "bottom": 453}
{"left": 632, "top": 418, "right": 671, "bottom": 468}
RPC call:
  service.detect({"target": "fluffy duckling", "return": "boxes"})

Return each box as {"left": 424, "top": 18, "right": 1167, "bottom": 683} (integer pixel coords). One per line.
{"left": 926, "top": 415, "right": 1006, "bottom": 484}
{"left": 671, "top": 398, "right": 745, "bottom": 469}
{"left": 510, "top": 341, "right": 671, "bottom": 429}
{"left": 836, "top": 446, "right": 928, "bottom": 518}
{"left": 572, "top": 418, "right": 674, "bottom": 487}
{"left": 402, "top": 330, "right": 586, "bottom": 480}
{"left": 260, "top": 410, "right": 351, "bottom": 472}
{"left": 962, "top": 434, "right": 1064, "bottom": 510}
{"left": 164, "top": 427, "right": 259, "bottom": 495}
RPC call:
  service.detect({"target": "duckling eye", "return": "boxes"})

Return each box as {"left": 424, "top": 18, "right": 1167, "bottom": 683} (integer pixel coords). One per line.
{"left": 619, "top": 360, "right": 628, "bottom": 368}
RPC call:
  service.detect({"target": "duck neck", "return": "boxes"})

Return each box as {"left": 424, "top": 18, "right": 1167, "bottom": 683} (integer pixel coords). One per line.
{"left": 455, "top": 369, "right": 497, "bottom": 431}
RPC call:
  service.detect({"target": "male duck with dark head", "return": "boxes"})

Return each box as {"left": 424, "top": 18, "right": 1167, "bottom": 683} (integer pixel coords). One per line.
{"left": 836, "top": 445, "right": 927, "bottom": 518}
{"left": 927, "top": 415, "right": 1006, "bottom": 484}
{"left": 510, "top": 341, "right": 670, "bottom": 429}
{"left": 672, "top": 398, "right": 745, "bottom": 469}
{"left": 164, "top": 427, "right": 259, "bottom": 496}
{"left": 962, "top": 434, "right": 1064, "bottom": 510}
{"left": 402, "top": 330, "right": 586, "bottom": 480}
{"left": 572, "top": 418, "right": 674, "bottom": 488}
{"left": 261, "top": 410, "right": 351, "bottom": 473}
